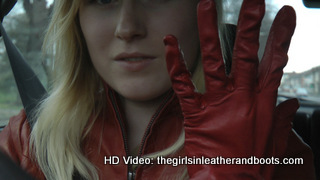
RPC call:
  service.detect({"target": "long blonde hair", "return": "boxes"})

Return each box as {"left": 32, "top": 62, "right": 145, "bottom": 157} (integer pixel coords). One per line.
{"left": 30, "top": 0, "right": 227, "bottom": 179}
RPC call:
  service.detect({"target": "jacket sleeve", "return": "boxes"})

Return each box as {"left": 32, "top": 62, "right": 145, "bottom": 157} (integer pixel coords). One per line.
{"left": 0, "top": 109, "right": 45, "bottom": 180}
{"left": 273, "top": 130, "right": 316, "bottom": 180}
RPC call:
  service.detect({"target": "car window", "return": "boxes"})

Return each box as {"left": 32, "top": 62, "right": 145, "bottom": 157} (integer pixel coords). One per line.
{"left": 274, "top": 0, "right": 320, "bottom": 102}
{"left": 0, "top": 1, "right": 52, "bottom": 128}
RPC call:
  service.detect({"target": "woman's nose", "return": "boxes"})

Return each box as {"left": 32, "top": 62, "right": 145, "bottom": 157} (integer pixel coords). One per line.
{"left": 114, "top": 4, "right": 147, "bottom": 42}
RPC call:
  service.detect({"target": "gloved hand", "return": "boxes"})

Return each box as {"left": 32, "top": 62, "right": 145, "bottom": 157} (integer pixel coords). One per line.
{"left": 164, "top": 0, "right": 297, "bottom": 179}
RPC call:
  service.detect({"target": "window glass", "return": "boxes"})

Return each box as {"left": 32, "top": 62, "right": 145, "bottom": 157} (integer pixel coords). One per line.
{"left": 0, "top": 0, "right": 52, "bottom": 128}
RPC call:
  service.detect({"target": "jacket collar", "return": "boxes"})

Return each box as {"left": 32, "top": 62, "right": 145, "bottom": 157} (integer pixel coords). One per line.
{"left": 82, "top": 83, "right": 184, "bottom": 179}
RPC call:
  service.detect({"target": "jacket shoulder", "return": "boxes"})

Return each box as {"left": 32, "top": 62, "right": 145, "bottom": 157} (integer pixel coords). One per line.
{"left": 0, "top": 110, "right": 44, "bottom": 179}
{"left": 0, "top": 109, "right": 31, "bottom": 162}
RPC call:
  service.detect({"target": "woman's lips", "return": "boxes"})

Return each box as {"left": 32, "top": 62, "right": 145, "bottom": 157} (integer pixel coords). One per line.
{"left": 114, "top": 52, "right": 156, "bottom": 72}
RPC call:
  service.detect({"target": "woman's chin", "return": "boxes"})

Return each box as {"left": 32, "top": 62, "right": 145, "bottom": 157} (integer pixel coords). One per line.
{"left": 116, "top": 86, "right": 171, "bottom": 103}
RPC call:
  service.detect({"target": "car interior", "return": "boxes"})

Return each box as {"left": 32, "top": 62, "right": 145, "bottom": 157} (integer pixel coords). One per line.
{"left": 0, "top": 0, "right": 319, "bottom": 179}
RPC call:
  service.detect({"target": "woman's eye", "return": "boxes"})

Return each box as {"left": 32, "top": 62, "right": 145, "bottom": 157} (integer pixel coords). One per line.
{"left": 96, "top": 0, "right": 112, "bottom": 4}
{"left": 141, "top": 0, "right": 170, "bottom": 4}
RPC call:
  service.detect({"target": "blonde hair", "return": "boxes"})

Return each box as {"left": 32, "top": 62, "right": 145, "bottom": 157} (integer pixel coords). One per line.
{"left": 30, "top": 0, "right": 102, "bottom": 179}
{"left": 30, "top": 0, "right": 227, "bottom": 179}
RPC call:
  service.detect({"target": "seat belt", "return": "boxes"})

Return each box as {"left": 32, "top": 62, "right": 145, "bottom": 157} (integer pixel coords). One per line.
{"left": 0, "top": 0, "right": 47, "bottom": 128}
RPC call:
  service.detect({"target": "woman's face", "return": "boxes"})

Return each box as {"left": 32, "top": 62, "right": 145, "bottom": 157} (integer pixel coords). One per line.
{"left": 79, "top": 0, "right": 199, "bottom": 102}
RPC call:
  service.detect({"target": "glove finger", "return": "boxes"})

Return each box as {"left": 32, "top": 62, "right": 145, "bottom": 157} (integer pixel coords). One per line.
{"left": 197, "top": 0, "right": 227, "bottom": 92}
{"left": 275, "top": 98, "right": 299, "bottom": 153}
{"left": 275, "top": 98, "right": 299, "bottom": 129}
{"left": 164, "top": 35, "right": 197, "bottom": 107}
{"left": 258, "top": 6, "right": 296, "bottom": 91}
{"left": 260, "top": 98, "right": 298, "bottom": 178}
{"left": 232, "top": 0, "right": 265, "bottom": 88}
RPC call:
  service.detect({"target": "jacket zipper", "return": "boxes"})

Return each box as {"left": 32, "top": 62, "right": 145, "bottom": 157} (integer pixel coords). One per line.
{"left": 137, "top": 91, "right": 173, "bottom": 158}
{"left": 108, "top": 90, "right": 132, "bottom": 179}
{"left": 109, "top": 90, "right": 174, "bottom": 180}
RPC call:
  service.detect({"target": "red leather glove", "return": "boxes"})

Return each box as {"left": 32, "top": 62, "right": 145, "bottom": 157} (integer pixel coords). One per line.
{"left": 164, "top": 0, "right": 297, "bottom": 179}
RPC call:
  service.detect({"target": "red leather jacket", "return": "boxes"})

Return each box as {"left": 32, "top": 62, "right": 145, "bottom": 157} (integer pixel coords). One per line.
{"left": 0, "top": 89, "right": 316, "bottom": 179}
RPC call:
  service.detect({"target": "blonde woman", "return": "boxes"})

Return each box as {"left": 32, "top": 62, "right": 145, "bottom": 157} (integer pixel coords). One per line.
{"left": 0, "top": 0, "right": 316, "bottom": 179}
